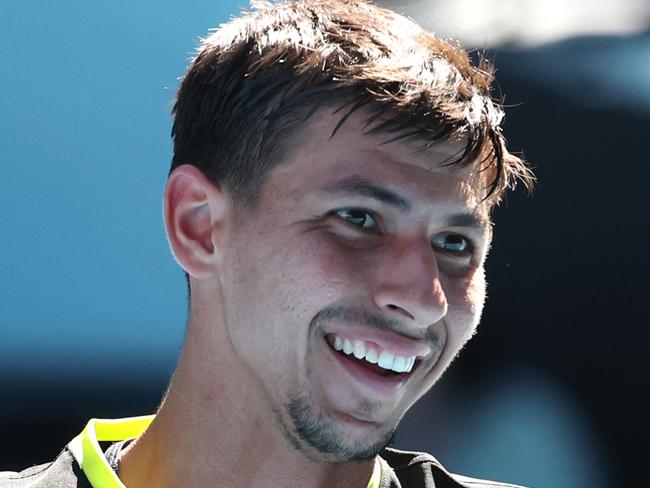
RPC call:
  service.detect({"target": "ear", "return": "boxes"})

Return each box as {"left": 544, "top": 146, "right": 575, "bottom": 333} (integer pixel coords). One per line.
{"left": 164, "top": 165, "right": 229, "bottom": 279}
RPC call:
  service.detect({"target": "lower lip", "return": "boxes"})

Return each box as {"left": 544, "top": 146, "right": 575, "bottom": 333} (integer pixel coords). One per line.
{"left": 322, "top": 336, "right": 413, "bottom": 398}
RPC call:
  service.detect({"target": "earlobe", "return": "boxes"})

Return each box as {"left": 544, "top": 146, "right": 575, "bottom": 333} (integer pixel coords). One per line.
{"left": 164, "top": 165, "right": 228, "bottom": 279}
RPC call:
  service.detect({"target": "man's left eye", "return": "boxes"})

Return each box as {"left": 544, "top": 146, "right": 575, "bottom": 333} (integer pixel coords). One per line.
{"left": 432, "top": 232, "right": 472, "bottom": 254}
{"left": 334, "top": 208, "right": 377, "bottom": 229}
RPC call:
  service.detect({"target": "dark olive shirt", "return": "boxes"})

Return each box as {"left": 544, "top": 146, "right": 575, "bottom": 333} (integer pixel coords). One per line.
{"left": 0, "top": 445, "right": 525, "bottom": 488}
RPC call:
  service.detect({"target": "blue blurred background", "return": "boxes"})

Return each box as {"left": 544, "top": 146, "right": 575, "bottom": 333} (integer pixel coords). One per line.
{"left": 2, "top": 1, "right": 648, "bottom": 486}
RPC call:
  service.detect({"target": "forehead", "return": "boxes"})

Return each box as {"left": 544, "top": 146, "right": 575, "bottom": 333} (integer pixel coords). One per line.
{"left": 293, "top": 106, "right": 472, "bottom": 171}
{"left": 265, "top": 106, "right": 489, "bottom": 222}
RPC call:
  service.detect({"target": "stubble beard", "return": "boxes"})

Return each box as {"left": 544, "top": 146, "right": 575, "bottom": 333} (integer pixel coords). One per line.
{"left": 284, "top": 391, "right": 397, "bottom": 462}
{"left": 277, "top": 305, "right": 402, "bottom": 462}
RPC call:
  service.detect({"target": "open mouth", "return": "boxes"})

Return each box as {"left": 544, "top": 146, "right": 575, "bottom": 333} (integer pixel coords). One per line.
{"left": 324, "top": 334, "right": 419, "bottom": 380}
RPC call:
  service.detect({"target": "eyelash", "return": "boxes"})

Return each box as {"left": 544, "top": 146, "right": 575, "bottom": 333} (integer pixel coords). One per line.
{"left": 332, "top": 208, "right": 378, "bottom": 230}
{"left": 332, "top": 207, "right": 474, "bottom": 257}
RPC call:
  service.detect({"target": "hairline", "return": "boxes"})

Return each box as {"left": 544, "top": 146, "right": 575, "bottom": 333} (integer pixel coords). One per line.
{"left": 226, "top": 92, "right": 496, "bottom": 214}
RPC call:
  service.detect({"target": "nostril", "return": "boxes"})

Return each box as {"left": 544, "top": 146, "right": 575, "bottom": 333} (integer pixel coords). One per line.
{"left": 386, "top": 304, "right": 415, "bottom": 320}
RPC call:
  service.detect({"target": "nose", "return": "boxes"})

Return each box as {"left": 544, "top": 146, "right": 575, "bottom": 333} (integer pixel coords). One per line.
{"left": 371, "top": 236, "right": 448, "bottom": 328}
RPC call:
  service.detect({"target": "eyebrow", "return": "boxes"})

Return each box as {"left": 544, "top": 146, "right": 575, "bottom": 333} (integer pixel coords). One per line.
{"left": 318, "top": 175, "right": 411, "bottom": 212}
{"left": 445, "top": 212, "right": 487, "bottom": 231}
{"left": 318, "top": 175, "right": 488, "bottom": 231}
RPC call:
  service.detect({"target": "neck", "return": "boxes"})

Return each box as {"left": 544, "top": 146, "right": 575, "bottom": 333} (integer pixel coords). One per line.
{"left": 118, "top": 292, "right": 376, "bottom": 488}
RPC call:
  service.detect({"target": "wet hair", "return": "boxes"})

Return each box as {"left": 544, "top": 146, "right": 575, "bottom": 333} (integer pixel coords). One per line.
{"left": 171, "top": 0, "right": 534, "bottom": 207}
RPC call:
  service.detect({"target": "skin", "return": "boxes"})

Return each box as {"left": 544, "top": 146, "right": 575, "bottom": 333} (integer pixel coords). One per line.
{"left": 118, "top": 106, "right": 492, "bottom": 488}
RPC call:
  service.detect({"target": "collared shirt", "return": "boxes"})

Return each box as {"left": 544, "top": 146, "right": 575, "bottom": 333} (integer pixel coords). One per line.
{"left": 67, "top": 416, "right": 382, "bottom": 488}
{"left": 1, "top": 416, "right": 525, "bottom": 488}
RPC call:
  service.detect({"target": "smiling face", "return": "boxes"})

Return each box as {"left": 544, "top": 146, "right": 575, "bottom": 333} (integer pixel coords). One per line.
{"left": 214, "top": 106, "right": 491, "bottom": 462}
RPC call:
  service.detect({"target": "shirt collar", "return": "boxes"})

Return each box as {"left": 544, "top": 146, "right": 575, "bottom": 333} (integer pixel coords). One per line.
{"left": 68, "top": 415, "right": 382, "bottom": 488}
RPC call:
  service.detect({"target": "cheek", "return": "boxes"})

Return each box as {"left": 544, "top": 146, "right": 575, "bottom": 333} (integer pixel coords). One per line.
{"left": 444, "top": 267, "right": 487, "bottom": 343}
{"left": 465, "top": 267, "right": 487, "bottom": 317}
{"left": 223, "top": 233, "right": 357, "bottom": 355}
{"left": 220, "top": 239, "right": 302, "bottom": 370}
{"left": 288, "top": 231, "right": 372, "bottom": 299}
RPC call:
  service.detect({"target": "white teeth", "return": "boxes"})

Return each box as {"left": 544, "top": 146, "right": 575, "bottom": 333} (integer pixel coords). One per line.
{"left": 353, "top": 340, "right": 366, "bottom": 359}
{"left": 402, "top": 359, "right": 412, "bottom": 372}
{"left": 329, "top": 334, "right": 416, "bottom": 374}
{"left": 392, "top": 356, "right": 407, "bottom": 373}
{"left": 406, "top": 356, "right": 415, "bottom": 373}
{"left": 377, "top": 351, "right": 395, "bottom": 369}
{"left": 365, "top": 347, "right": 378, "bottom": 364}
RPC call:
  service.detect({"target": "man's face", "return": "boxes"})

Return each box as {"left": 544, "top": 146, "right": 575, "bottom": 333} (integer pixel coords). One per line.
{"left": 216, "top": 107, "right": 491, "bottom": 462}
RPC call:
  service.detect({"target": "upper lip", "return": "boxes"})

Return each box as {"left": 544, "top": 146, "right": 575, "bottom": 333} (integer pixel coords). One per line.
{"left": 322, "top": 323, "right": 433, "bottom": 359}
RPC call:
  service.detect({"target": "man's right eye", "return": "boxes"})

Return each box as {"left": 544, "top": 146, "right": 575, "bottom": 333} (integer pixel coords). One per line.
{"left": 333, "top": 208, "right": 377, "bottom": 229}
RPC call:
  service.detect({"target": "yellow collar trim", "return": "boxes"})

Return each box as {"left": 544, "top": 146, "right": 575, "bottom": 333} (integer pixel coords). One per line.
{"left": 68, "top": 416, "right": 154, "bottom": 488}
{"left": 368, "top": 454, "right": 382, "bottom": 488}
{"left": 68, "top": 416, "right": 382, "bottom": 488}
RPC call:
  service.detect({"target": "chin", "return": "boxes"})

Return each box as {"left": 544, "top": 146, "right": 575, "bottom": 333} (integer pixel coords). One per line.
{"left": 285, "top": 393, "right": 398, "bottom": 462}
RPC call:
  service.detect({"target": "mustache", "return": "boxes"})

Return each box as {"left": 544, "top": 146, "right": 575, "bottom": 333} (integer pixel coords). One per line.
{"left": 310, "top": 305, "right": 432, "bottom": 341}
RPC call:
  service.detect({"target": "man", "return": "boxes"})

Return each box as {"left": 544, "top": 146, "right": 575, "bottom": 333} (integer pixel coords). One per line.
{"left": 1, "top": 1, "right": 533, "bottom": 487}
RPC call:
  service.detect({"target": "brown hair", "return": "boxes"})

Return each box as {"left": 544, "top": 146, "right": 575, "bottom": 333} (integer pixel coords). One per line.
{"left": 171, "top": 0, "right": 533, "bottom": 206}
